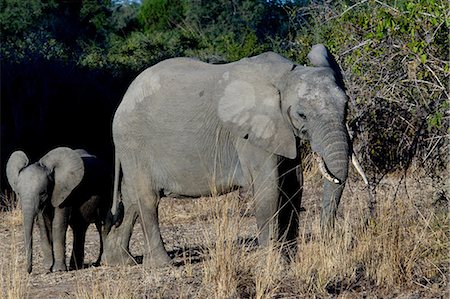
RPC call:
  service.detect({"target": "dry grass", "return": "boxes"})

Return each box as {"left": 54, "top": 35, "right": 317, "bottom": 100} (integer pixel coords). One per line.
{"left": 289, "top": 196, "right": 448, "bottom": 297}
{"left": 0, "top": 170, "right": 447, "bottom": 298}
{"left": 0, "top": 200, "right": 29, "bottom": 299}
{"left": 74, "top": 266, "right": 138, "bottom": 299}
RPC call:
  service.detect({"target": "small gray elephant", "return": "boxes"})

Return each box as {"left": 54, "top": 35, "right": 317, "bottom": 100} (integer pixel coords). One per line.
{"left": 6, "top": 147, "right": 111, "bottom": 273}
{"left": 104, "top": 44, "right": 363, "bottom": 268}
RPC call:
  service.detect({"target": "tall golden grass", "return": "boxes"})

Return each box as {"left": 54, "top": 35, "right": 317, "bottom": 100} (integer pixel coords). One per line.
{"left": 0, "top": 197, "right": 29, "bottom": 299}
{"left": 0, "top": 170, "right": 447, "bottom": 298}
{"left": 197, "top": 172, "right": 448, "bottom": 298}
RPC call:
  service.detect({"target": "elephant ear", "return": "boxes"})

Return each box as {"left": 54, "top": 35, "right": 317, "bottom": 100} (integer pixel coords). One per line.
{"left": 39, "top": 147, "right": 84, "bottom": 208}
{"left": 6, "top": 151, "right": 29, "bottom": 192}
{"left": 217, "top": 78, "right": 296, "bottom": 159}
{"left": 74, "top": 149, "right": 96, "bottom": 158}
{"left": 307, "top": 44, "right": 346, "bottom": 89}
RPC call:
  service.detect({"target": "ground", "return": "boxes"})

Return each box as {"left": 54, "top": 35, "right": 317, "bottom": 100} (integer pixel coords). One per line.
{"left": 0, "top": 169, "right": 448, "bottom": 298}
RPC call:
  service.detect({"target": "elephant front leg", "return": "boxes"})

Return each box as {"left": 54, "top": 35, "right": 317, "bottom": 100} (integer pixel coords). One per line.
{"left": 246, "top": 162, "right": 280, "bottom": 246}
{"left": 37, "top": 210, "right": 54, "bottom": 272}
{"left": 254, "top": 179, "right": 279, "bottom": 247}
{"left": 277, "top": 156, "right": 302, "bottom": 246}
{"left": 51, "top": 207, "right": 69, "bottom": 272}
{"left": 237, "top": 143, "right": 280, "bottom": 247}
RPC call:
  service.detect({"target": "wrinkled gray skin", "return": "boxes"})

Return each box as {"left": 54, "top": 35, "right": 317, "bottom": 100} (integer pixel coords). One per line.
{"left": 6, "top": 147, "right": 111, "bottom": 273}
{"left": 103, "top": 44, "right": 350, "bottom": 268}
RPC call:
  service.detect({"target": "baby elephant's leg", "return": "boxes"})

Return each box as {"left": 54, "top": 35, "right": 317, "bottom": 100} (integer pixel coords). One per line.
{"left": 69, "top": 223, "right": 89, "bottom": 270}
{"left": 51, "top": 207, "right": 69, "bottom": 272}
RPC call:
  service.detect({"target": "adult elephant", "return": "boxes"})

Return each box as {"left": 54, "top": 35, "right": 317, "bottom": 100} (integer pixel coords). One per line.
{"left": 104, "top": 44, "right": 360, "bottom": 268}
{"left": 6, "top": 147, "right": 111, "bottom": 273}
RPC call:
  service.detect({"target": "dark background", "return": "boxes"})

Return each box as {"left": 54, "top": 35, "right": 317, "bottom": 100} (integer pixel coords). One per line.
{"left": 1, "top": 0, "right": 447, "bottom": 199}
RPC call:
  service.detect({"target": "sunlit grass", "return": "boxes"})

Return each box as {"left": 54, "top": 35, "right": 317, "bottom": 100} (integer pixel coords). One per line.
{"left": 0, "top": 197, "right": 29, "bottom": 299}
{"left": 0, "top": 171, "right": 447, "bottom": 298}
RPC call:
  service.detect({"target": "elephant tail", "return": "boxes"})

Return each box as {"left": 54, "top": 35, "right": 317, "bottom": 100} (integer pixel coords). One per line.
{"left": 108, "top": 154, "right": 124, "bottom": 228}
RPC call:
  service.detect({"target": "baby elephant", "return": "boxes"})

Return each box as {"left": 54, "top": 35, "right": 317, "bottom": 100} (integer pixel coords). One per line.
{"left": 6, "top": 147, "right": 111, "bottom": 273}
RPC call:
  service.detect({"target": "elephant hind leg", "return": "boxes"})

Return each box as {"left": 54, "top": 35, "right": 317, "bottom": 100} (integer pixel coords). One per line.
{"left": 101, "top": 202, "right": 138, "bottom": 266}
{"left": 106, "top": 154, "right": 170, "bottom": 268}
{"left": 70, "top": 224, "right": 88, "bottom": 270}
{"left": 135, "top": 180, "right": 171, "bottom": 268}
{"left": 93, "top": 221, "right": 103, "bottom": 267}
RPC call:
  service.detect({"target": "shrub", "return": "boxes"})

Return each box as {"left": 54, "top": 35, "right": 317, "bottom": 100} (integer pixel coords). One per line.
{"left": 277, "top": 0, "right": 449, "bottom": 178}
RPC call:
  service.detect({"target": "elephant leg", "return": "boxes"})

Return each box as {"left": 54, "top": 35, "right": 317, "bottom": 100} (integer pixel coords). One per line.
{"left": 69, "top": 223, "right": 88, "bottom": 270}
{"left": 51, "top": 207, "right": 69, "bottom": 272}
{"left": 102, "top": 199, "right": 138, "bottom": 266}
{"left": 94, "top": 221, "right": 103, "bottom": 266}
{"left": 277, "top": 156, "right": 302, "bottom": 249}
{"left": 237, "top": 142, "right": 280, "bottom": 247}
{"left": 253, "top": 172, "right": 280, "bottom": 247}
{"left": 136, "top": 186, "right": 171, "bottom": 269}
{"left": 37, "top": 211, "right": 53, "bottom": 271}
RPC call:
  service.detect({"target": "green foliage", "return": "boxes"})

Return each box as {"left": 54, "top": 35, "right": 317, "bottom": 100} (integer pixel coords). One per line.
{"left": 110, "top": 1, "right": 140, "bottom": 33}
{"left": 181, "top": 0, "right": 277, "bottom": 61}
{"left": 107, "top": 30, "right": 183, "bottom": 73}
{"left": 219, "top": 30, "right": 266, "bottom": 61}
{"left": 138, "top": 0, "right": 186, "bottom": 31}
{"left": 292, "top": 0, "right": 449, "bottom": 175}
{"left": 0, "top": 0, "right": 56, "bottom": 34}
{"left": 1, "top": 0, "right": 447, "bottom": 177}
{"left": 428, "top": 101, "right": 449, "bottom": 130}
{"left": 80, "top": 0, "right": 112, "bottom": 35}
{"left": 0, "top": 0, "right": 116, "bottom": 64}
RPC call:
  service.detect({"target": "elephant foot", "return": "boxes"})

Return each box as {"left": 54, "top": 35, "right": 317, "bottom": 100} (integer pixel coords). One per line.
{"left": 101, "top": 249, "right": 136, "bottom": 266}
{"left": 101, "top": 230, "right": 135, "bottom": 267}
{"left": 43, "top": 258, "right": 53, "bottom": 272}
{"left": 52, "top": 262, "right": 67, "bottom": 272}
{"left": 143, "top": 251, "right": 172, "bottom": 269}
{"left": 102, "top": 204, "right": 139, "bottom": 267}
{"left": 69, "top": 260, "right": 84, "bottom": 271}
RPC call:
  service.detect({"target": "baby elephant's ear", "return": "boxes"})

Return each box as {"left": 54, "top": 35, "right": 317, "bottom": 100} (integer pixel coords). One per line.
{"left": 6, "top": 151, "right": 30, "bottom": 192}
{"left": 39, "top": 147, "right": 84, "bottom": 207}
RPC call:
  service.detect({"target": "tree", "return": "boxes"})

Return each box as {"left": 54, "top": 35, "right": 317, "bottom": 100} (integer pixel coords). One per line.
{"left": 138, "top": 0, "right": 186, "bottom": 31}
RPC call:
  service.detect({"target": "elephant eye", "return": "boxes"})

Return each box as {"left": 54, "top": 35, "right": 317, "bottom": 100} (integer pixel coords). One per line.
{"left": 297, "top": 112, "right": 307, "bottom": 120}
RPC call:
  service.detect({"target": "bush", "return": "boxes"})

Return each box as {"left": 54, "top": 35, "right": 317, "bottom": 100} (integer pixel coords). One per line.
{"left": 277, "top": 0, "right": 449, "bottom": 178}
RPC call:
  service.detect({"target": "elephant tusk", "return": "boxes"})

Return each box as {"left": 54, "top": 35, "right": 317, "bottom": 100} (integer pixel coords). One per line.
{"left": 345, "top": 123, "right": 369, "bottom": 185}
{"left": 314, "top": 153, "right": 340, "bottom": 184}
{"left": 351, "top": 153, "right": 369, "bottom": 185}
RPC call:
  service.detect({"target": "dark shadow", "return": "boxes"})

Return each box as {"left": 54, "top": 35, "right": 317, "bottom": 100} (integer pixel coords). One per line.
{"left": 169, "top": 245, "right": 207, "bottom": 267}
{"left": 237, "top": 236, "right": 259, "bottom": 249}
{"left": 132, "top": 255, "right": 143, "bottom": 265}
{"left": 0, "top": 58, "right": 136, "bottom": 201}
{"left": 123, "top": 237, "right": 260, "bottom": 268}
{"left": 325, "top": 264, "right": 373, "bottom": 295}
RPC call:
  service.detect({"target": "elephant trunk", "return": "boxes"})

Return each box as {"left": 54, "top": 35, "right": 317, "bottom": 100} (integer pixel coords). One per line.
{"left": 310, "top": 120, "right": 349, "bottom": 230}
{"left": 23, "top": 201, "right": 37, "bottom": 273}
